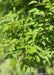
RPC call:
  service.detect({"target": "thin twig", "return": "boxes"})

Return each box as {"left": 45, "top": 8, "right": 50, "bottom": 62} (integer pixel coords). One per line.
{"left": 3, "top": 42, "right": 13, "bottom": 51}
{"left": 39, "top": 0, "right": 41, "bottom": 3}
{"left": 19, "top": 53, "right": 25, "bottom": 62}
{"left": 18, "top": 46, "right": 28, "bottom": 62}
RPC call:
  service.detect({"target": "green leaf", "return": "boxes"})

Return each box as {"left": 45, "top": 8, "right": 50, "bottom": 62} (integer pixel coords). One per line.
{"left": 34, "top": 45, "right": 43, "bottom": 52}
{"left": 29, "top": 8, "right": 39, "bottom": 13}
{"left": 36, "top": 56, "right": 40, "bottom": 62}
{"left": 28, "top": 1, "right": 37, "bottom": 5}
{"left": 26, "top": 46, "right": 37, "bottom": 54}
{"left": 50, "top": 25, "right": 54, "bottom": 31}
{"left": 10, "top": 60, "right": 17, "bottom": 66}
{"left": 51, "top": 51, "right": 54, "bottom": 56}
{"left": 42, "top": 41, "right": 46, "bottom": 46}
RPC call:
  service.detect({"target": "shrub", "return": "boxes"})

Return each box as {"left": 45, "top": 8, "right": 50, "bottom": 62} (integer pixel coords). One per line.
{"left": 0, "top": 0, "right": 54, "bottom": 73}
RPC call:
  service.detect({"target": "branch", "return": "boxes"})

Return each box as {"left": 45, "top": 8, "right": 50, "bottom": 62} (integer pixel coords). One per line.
{"left": 38, "top": 0, "right": 41, "bottom": 3}
{"left": 18, "top": 46, "right": 28, "bottom": 62}
{"left": 3, "top": 42, "right": 13, "bottom": 51}
{"left": 19, "top": 53, "right": 25, "bottom": 62}
{"left": 0, "top": 18, "right": 14, "bottom": 23}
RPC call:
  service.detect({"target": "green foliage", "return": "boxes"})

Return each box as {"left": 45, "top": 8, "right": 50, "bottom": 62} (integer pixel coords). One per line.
{"left": 0, "top": 0, "right": 54, "bottom": 73}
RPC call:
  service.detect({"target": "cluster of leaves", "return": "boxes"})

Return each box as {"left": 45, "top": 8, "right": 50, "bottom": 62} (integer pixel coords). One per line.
{"left": 0, "top": 0, "right": 54, "bottom": 73}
